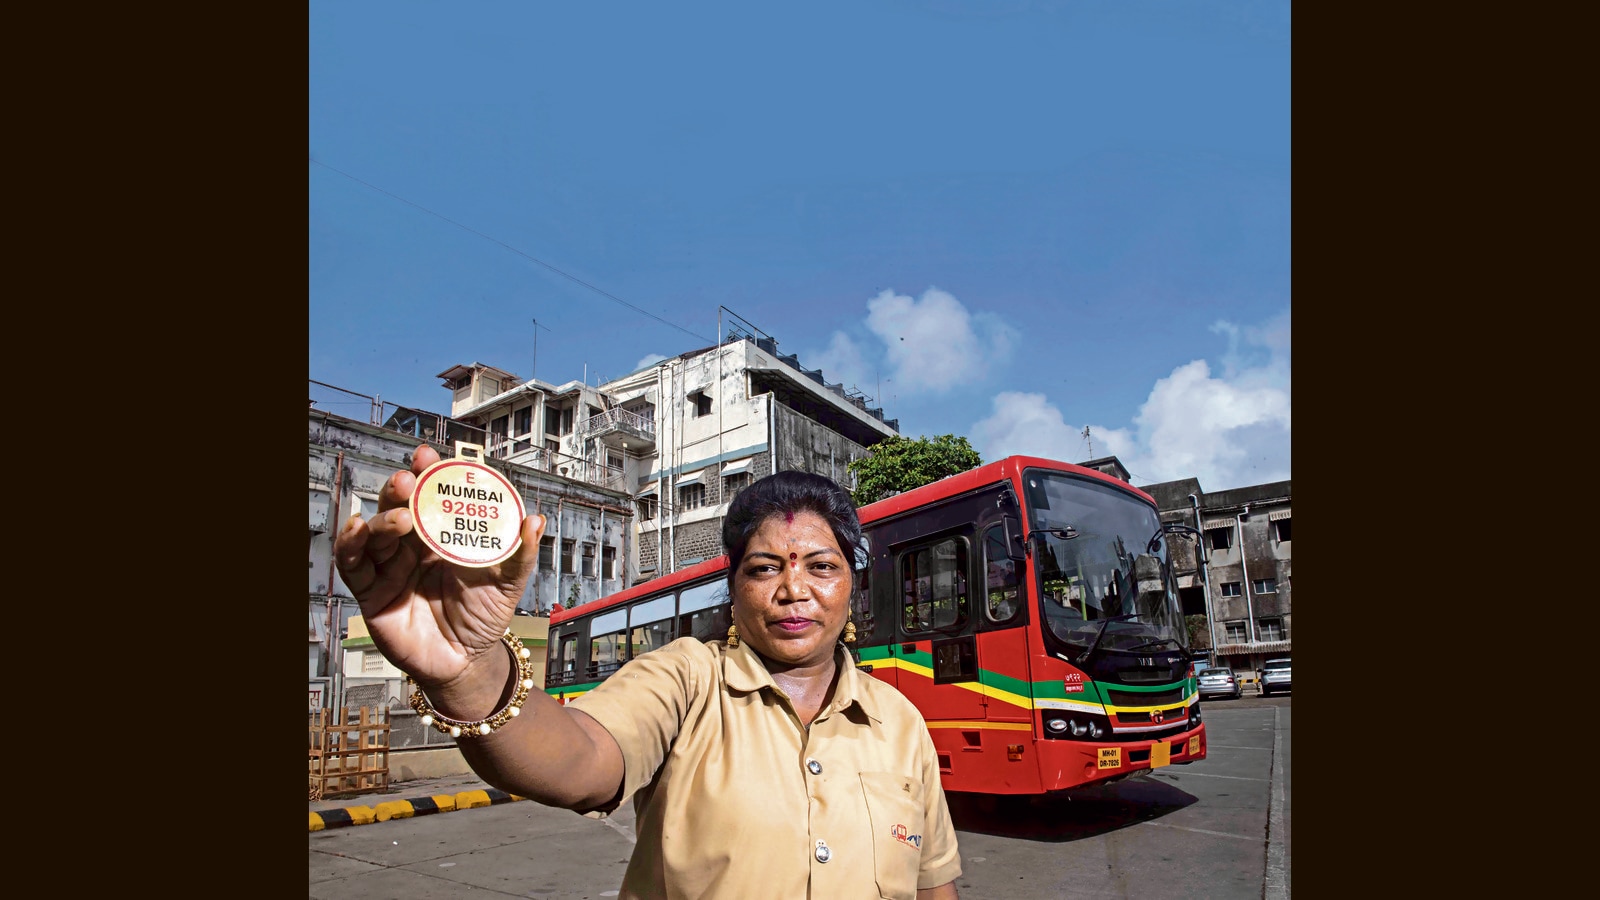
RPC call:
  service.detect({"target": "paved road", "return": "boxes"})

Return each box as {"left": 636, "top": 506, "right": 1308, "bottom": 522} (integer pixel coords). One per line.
{"left": 311, "top": 697, "right": 1289, "bottom": 899}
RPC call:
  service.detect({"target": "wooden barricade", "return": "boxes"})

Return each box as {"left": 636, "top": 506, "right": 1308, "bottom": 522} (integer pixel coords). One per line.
{"left": 309, "top": 706, "right": 390, "bottom": 800}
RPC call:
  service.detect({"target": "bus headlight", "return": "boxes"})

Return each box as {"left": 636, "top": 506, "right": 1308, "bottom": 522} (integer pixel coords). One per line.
{"left": 1042, "top": 710, "right": 1110, "bottom": 740}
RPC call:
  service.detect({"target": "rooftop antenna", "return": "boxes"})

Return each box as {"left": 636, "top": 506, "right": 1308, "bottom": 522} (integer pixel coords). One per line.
{"left": 531, "top": 318, "right": 552, "bottom": 382}
{"left": 1082, "top": 426, "right": 1093, "bottom": 458}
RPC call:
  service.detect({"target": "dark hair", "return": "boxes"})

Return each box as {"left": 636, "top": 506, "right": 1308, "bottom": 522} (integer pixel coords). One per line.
{"left": 722, "top": 470, "right": 862, "bottom": 591}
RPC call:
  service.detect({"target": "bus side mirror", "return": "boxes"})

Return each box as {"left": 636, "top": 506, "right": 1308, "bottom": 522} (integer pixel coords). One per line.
{"left": 1003, "top": 515, "right": 1026, "bottom": 562}
{"left": 854, "top": 535, "right": 871, "bottom": 572}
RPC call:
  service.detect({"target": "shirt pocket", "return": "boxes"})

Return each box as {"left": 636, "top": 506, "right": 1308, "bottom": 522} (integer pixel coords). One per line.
{"left": 858, "top": 772, "right": 925, "bottom": 900}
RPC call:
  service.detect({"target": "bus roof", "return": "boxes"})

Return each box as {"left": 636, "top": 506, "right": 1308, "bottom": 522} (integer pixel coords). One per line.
{"left": 549, "top": 455, "right": 1154, "bottom": 625}
{"left": 855, "top": 455, "right": 1156, "bottom": 522}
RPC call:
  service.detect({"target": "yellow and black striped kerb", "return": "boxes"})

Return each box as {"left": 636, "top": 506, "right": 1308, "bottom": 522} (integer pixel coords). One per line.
{"left": 309, "top": 787, "right": 523, "bottom": 831}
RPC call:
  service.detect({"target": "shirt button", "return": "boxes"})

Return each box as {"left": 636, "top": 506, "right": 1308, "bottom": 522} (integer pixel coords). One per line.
{"left": 807, "top": 759, "right": 822, "bottom": 775}
{"left": 815, "top": 839, "right": 831, "bottom": 863}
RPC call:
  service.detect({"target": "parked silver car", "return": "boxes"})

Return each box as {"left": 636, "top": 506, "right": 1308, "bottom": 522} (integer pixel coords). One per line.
{"left": 1258, "top": 657, "right": 1291, "bottom": 696}
{"left": 1197, "top": 667, "right": 1242, "bottom": 700}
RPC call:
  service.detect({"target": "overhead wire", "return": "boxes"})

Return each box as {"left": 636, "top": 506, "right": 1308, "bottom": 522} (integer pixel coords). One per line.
{"left": 310, "top": 157, "right": 715, "bottom": 345}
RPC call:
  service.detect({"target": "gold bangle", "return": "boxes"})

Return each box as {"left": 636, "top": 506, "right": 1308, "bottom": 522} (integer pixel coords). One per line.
{"left": 409, "top": 630, "right": 535, "bottom": 739}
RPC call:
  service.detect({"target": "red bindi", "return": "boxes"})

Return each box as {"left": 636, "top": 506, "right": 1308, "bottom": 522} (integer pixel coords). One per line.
{"left": 784, "top": 512, "right": 794, "bottom": 524}
{"left": 790, "top": 552, "right": 798, "bottom": 568}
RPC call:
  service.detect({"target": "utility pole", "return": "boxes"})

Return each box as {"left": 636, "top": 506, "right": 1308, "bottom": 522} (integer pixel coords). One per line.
{"left": 531, "top": 318, "right": 552, "bottom": 382}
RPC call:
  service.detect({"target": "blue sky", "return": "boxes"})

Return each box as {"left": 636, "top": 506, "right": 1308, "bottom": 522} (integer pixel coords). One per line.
{"left": 309, "top": 1, "right": 1290, "bottom": 492}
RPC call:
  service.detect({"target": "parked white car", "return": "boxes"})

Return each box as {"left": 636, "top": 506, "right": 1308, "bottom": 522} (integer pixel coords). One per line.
{"left": 1197, "top": 667, "right": 1242, "bottom": 700}
{"left": 1258, "top": 658, "right": 1291, "bottom": 696}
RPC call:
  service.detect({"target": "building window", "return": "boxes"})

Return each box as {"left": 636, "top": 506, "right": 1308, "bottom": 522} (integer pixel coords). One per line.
{"left": 490, "top": 414, "right": 509, "bottom": 455}
{"left": 689, "top": 391, "right": 712, "bottom": 418}
{"left": 514, "top": 406, "right": 532, "bottom": 435}
{"left": 602, "top": 546, "right": 617, "bottom": 580}
{"left": 1224, "top": 621, "right": 1249, "bottom": 643}
{"left": 362, "top": 652, "right": 384, "bottom": 673}
{"left": 1220, "top": 581, "right": 1242, "bottom": 597}
{"left": 1208, "top": 528, "right": 1233, "bottom": 551}
{"left": 1274, "top": 518, "right": 1291, "bottom": 542}
{"left": 638, "top": 496, "right": 657, "bottom": 520}
{"left": 545, "top": 405, "right": 573, "bottom": 436}
{"left": 539, "top": 536, "right": 555, "bottom": 571}
{"left": 1253, "top": 579, "right": 1277, "bottom": 594}
{"left": 561, "top": 539, "right": 576, "bottom": 574}
{"left": 1258, "top": 617, "right": 1285, "bottom": 642}
{"left": 582, "top": 544, "right": 596, "bottom": 577}
{"left": 680, "top": 483, "right": 706, "bottom": 509}
{"left": 723, "top": 472, "right": 750, "bottom": 497}
{"left": 607, "top": 451, "right": 624, "bottom": 475}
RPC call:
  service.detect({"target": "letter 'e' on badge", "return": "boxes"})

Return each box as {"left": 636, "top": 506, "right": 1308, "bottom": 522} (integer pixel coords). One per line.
{"left": 409, "top": 442, "right": 525, "bottom": 568}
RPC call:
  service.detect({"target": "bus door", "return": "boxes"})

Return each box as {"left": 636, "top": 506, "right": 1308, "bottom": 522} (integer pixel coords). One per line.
{"left": 871, "top": 492, "right": 997, "bottom": 727}
{"left": 973, "top": 517, "right": 1032, "bottom": 727}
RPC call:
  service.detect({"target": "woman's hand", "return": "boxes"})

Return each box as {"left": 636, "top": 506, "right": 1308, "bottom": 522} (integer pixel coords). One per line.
{"left": 334, "top": 443, "right": 545, "bottom": 699}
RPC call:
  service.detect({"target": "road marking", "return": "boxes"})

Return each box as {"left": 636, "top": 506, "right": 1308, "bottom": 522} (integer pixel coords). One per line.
{"left": 600, "top": 815, "right": 637, "bottom": 845}
{"left": 1138, "top": 821, "right": 1259, "bottom": 841}
{"left": 1265, "top": 706, "right": 1289, "bottom": 900}
{"left": 1207, "top": 744, "right": 1271, "bottom": 751}
{"left": 1153, "top": 771, "right": 1269, "bottom": 782}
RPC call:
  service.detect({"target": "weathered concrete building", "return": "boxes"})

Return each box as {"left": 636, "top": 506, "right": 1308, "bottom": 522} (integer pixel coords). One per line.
{"left": 308, "top": 406, "right": 631, "bottom": 710}
{"left": 437, "top": 317, "right": 900, "bottom": 588}
{"left": 1139, "top": 476, "right": 1292, "bottom": 679}
{"left": 595, "top": 322, "right": 900, "bottom": 581}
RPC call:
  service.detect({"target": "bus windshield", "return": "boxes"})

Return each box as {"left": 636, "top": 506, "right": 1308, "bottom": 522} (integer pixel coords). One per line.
{"left": 1023, "top": 470, "right": 1187, "bottom": 658}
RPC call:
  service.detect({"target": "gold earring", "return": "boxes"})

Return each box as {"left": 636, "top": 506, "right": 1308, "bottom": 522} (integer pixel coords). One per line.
{"left": 844, "top": 620, "right": 857, "bottom": 643}
{"left": 726, "top": 624, "right": 740, "bottom": 648}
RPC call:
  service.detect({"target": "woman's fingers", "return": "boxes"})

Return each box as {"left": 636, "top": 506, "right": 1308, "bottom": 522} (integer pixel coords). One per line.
{"left": 334, "top": 514, "right": 380, "bottom": 597}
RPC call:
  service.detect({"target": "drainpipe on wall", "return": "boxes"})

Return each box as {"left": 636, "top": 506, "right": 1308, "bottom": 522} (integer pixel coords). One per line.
{"left": 323, "top": 452, "right": 344, "bottom": 711}
{"left": 1189, "top": 493, "right": 1216, "bottom": 661}
{"left": 1237, "top": 506, "right": 1256, "bottom": 648}
{"left": 555, "top": 497, "right": 565, "bottom": 609}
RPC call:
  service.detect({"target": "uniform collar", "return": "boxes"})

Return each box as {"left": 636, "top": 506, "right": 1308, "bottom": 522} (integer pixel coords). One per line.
{"left": 723, "top": 639, "right": 882, "bottom": 724}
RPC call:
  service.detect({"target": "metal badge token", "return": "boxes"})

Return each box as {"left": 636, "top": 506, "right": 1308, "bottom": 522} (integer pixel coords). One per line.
{"left": 408, "top": 442, "right": 525, "bottom": 568}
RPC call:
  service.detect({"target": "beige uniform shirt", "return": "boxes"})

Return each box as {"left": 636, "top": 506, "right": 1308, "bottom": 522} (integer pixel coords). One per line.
{"left": 570, "top": 637, "right": 962, "bottom": 900}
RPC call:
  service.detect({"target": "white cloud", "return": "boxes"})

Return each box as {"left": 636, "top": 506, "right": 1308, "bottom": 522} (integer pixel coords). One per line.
{"left": 806, "top": 287, "right": 1018, "bottom": 397}
{"left": 970, "top": 310, "right": 1290, "bottom": 491}
{"left": 634, "top": 353, "right": 669, "bottom": 371}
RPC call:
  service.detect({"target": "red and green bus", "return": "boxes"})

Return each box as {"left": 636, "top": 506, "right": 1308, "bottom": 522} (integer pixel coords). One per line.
{"left": 545, "top": 455, "right": 1207, "bottom": 795}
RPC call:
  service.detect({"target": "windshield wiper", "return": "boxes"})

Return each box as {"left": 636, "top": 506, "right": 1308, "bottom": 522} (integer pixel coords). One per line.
{"left": 1073, "top": 613, "right": 1142, "bottom": 667}
{"left": 1125, "top": 636, "right": 1194, "bottom": 662}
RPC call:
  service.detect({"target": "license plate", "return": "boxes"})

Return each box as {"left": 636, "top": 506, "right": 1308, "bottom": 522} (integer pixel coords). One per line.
{"left": 1150, "top": 740, "right": 1171, "bottom": 768}
{"left": 1188, "top": 735, "right": 1200, "bottom": 755}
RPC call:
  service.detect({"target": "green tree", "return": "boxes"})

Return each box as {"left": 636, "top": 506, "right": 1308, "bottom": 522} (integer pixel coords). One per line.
{"left": 847, "top": 434, "right": 983, "bottom": 506}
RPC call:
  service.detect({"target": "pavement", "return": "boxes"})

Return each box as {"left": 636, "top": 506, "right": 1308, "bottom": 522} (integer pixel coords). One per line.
{"left": 310, "top": 771, "right": 527, "bottom": 832}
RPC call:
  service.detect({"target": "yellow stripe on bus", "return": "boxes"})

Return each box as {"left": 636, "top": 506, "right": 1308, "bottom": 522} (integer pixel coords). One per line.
{"left": 924, "top": 720, "right": 1033, "bottom": 731}
{"left": 864, "top": 657, "right": 1034, "bottom": 711}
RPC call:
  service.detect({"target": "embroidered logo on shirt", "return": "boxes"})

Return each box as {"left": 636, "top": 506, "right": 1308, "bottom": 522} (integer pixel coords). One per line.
{"left": 890, "top": 823, "right": 922, "bottom": 849}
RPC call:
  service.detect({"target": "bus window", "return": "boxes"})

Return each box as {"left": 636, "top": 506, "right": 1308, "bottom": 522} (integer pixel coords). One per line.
{"left": 901, "top": 538, "right": 969, "bottom": 633}
{"left": 677, "top": 580, "right": 730, "bottom": 641}
{"left": 629, "top": 594, "right": 677, "bottom": 657}
{"left": 589, "top": 607, "right": 627, "bottom": 677}
{"left": 983, "top": 524, "right": 1020, "bottom": 623}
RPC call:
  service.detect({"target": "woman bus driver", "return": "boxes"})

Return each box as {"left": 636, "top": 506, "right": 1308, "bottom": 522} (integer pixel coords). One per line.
{"left": 334, "top": 443, "right": 961, "bottom": 899}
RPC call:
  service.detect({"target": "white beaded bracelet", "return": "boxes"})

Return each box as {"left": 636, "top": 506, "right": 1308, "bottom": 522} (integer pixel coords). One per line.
{"left": 408, "top": 629, "right": 536, "bottom": 739}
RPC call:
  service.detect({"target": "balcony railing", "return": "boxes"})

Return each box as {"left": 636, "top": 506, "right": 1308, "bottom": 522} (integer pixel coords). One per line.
{"left": 578, "top": 407, "right": 655, "bottom": 443}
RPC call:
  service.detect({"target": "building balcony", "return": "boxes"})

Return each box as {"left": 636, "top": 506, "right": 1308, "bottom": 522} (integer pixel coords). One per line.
{"left": 578, "top": 407, "right": 656, "bottom": 452}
